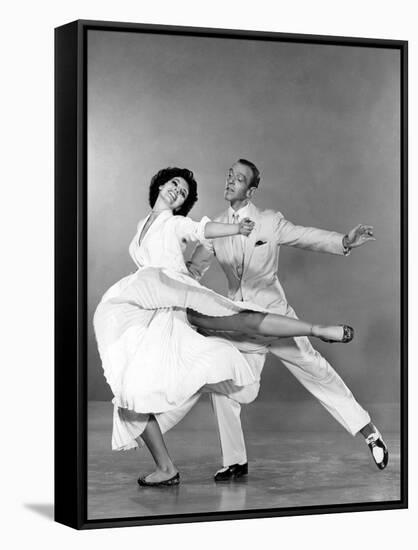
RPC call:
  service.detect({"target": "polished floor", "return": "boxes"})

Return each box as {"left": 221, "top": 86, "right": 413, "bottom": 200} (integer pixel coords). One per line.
{"left": 88, "top": 400, "right": 401, "bottom": 520}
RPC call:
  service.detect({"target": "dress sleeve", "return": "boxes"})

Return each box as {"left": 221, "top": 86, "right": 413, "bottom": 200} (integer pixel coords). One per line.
{"left": 173, "top": 215, "right": 211, "bottom": 243}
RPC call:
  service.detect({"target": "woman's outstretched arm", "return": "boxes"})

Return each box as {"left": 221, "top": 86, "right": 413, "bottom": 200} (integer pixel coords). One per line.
{"left": 204, "top": 218, "right": 254, "bottom": 239}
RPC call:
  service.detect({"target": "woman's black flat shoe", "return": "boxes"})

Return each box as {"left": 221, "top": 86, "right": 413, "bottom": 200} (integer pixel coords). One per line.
{"left": 320, "top": 325, "right": 354, "bottom": 344}
{"left": 137, "top": 472, "right": 180, "bottom": 487}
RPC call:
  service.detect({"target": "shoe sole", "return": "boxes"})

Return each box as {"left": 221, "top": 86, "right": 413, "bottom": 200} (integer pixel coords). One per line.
{"left": 214, "top": 473, "right": 248, "bottom": 482}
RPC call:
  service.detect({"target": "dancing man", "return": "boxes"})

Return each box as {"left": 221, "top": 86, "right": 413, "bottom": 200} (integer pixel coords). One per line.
{"left": 187, "top": 158, "right": 388, "bottom": 481}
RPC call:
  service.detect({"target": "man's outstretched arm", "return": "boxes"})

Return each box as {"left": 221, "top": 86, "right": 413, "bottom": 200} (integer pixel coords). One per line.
{"left": 274, "top": 213, "right": 375, "bottom": 255}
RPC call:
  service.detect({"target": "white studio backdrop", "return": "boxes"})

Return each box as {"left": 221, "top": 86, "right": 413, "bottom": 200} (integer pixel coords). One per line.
{"left": 1, "top": 0, "right": 416, "bottom": 548}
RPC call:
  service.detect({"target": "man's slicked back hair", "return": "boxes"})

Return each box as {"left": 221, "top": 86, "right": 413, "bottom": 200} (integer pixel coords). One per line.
{"left": 237, "top": 158, "right": 261, "bottom": 188}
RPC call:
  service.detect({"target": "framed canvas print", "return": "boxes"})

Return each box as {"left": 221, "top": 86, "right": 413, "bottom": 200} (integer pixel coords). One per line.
{"left": 55, "top": 19, "right": 408, "bottom": 529}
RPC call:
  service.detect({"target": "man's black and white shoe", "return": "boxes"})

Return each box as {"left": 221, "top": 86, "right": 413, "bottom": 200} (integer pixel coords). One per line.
{"left": 365, "top": 430, "right": 389, "bottom": 470}
{"left": 214, "top": 463, "right": 248, "bottom": 482}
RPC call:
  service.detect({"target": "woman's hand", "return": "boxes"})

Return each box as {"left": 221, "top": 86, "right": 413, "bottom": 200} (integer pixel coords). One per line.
{"left": 238, "top": 217, "right": 255, "bottom": 236}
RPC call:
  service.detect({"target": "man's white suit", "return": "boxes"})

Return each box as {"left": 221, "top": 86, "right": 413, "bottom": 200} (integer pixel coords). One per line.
{"left": 183, "top": 202, "right": 371, "bottom": 467}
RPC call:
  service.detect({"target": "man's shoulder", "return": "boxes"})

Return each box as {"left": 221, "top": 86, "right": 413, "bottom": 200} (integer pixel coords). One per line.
{"left": 251, "top": 204, "right": 284, "bottom": 222}
{"left": 258, "top": 207, "right": 283, "bottom": 218}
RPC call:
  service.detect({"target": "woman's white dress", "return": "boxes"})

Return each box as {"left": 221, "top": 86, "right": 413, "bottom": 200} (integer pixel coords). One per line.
{"left": 94, "top": 210, "right": 265, "bottom": 450}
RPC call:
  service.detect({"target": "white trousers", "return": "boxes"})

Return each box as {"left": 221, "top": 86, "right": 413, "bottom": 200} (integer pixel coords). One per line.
{"left": 210, "top": 304, "right": 371, "bottom": 466}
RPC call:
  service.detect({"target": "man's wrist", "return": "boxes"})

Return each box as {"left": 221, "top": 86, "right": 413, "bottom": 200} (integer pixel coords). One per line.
{"left": 342, "top": 234, "right": 352, "bottom": 255}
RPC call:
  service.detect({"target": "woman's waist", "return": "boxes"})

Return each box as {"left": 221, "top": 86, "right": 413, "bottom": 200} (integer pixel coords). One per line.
{"left": 136, "top": 264, "right": 191, "bottom": 277}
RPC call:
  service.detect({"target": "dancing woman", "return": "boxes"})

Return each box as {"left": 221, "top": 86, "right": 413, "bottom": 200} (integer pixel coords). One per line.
{"left": 93, "top": 167, "right": 353, "bottom": 486}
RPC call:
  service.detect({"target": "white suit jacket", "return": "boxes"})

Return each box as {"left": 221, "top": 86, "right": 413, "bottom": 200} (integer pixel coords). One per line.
{"left": 187, "top": 202, "right": 347, "bottom": 314}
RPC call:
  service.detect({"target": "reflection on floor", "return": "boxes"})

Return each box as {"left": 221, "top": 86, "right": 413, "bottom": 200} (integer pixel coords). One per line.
{"left": 88, "top": 400, "right": 401, "bottom": 521}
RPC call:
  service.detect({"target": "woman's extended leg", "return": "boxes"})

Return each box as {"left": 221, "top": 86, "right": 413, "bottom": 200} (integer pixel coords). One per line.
{"left": 136, "top": 414, "right": 179, "bottom": 484}
{"left": 187, "top": 310, "right": 352, "bottom": 343}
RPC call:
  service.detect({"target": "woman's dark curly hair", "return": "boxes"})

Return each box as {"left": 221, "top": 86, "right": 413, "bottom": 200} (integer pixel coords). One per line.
{"left": 149, "top": 167, "right": 198, "bottom": 216}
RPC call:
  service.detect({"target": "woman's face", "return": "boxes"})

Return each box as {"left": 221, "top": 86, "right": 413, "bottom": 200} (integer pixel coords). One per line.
{"left": 158, "top": 177, "right": 189, "bottom": 211}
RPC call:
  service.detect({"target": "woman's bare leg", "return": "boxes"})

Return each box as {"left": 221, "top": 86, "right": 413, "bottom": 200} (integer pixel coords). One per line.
{"left": 136, "top": 414, "right": 178, "bottom": 483}
{"left": 187, "top": 310, "right": 348, "bottom": 342}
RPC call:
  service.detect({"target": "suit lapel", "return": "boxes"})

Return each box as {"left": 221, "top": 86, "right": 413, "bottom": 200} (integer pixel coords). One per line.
{"left": 242, "top": 203, "right": 260, "bottom": 276}
{"left": 215, "top": 210, "right": 236, "bottom": 269}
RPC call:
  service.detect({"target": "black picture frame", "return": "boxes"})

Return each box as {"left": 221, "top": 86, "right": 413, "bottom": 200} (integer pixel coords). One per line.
{"left": 55, "top": 19, "right": 408, "bottom": 530}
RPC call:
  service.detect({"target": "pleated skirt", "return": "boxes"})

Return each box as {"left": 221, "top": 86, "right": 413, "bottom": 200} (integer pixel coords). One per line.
{"left": 93, "top": 267, "right": 266, "bottom": 448}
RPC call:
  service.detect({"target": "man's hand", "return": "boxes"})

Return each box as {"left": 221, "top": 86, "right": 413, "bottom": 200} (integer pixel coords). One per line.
{"left": 344, "top": 224, "right": 376, "bottom": 249}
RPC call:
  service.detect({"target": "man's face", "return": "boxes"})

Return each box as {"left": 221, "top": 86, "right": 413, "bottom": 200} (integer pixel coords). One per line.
{"left": 224, "top": 162, "right": 254, "bottom": 203}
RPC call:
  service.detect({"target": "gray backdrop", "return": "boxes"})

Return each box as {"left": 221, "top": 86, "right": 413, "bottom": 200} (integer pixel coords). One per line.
{"left": 87, "top": 30, "right": 400, "bottom": 411}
